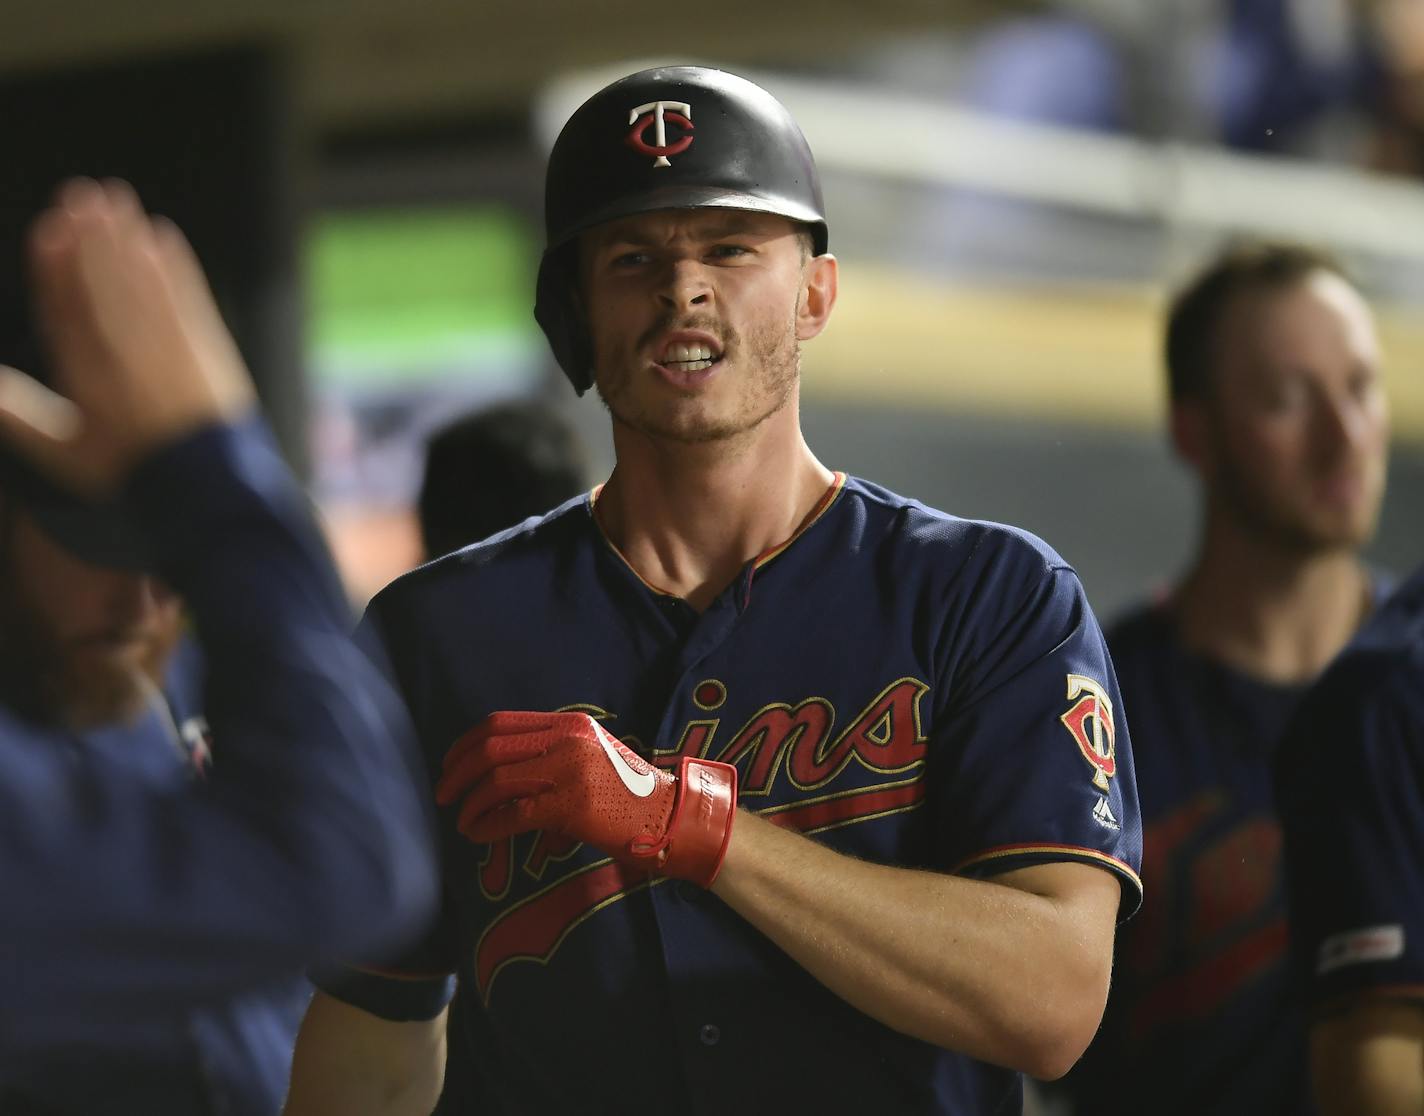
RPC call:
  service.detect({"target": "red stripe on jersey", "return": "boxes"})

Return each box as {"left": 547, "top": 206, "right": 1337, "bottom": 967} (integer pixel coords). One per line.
{"left": 1131, "top": 916, "right": 1289, "bottom": 1033}
{"left": 473, "top": 858, "right": 647, "bottom": 1003}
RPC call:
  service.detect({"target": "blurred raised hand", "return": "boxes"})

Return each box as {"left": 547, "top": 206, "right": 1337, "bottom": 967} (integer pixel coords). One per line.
{"left": 0, "top": 177, "right": 256, "bottom": 497}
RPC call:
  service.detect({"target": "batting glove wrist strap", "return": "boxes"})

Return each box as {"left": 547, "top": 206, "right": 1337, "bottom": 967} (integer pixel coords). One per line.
{"left": 437, "top": 712, "right": 737, "bottom": 886}
{"left": 650, "top": 757, "right": 737, "bottom": 887}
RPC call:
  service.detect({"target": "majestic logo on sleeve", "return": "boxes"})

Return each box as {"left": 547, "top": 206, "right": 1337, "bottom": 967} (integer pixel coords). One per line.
{"left": 1060, "top": 674, "right": 1116, "bottom": 792}
{"left": 626, "top": 100, "right": 694, "bottom": 167}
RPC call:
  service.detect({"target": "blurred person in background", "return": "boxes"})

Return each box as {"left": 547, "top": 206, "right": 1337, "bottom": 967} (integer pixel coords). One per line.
{"left": 1277, "top": 561, "right": 1424, "bottom": 1115}
{"left": 1065, "top": 242, "right": 1391, "bottom": 1114}
{"left": 0, "top": 179, "right": 436, "bottom": 1115}
{"left": 1364, "top": 0, "right": 1424, "bottom": 174}
{"left": 417, "top": 401, "right": 589, "bottom": 561}
{"left": 0, "top": 460, "right": 312, "bottom": 1116}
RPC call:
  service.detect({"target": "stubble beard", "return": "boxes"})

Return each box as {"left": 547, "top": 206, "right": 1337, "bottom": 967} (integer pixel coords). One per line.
{"left": 0, "top": 589, "right": 175, "bottom": 730}
{"left": 595, "top": 309, "right": 802, "bottom": 447}
{"left": 1215, "top": 444, "right": 1380, "bottom": 557}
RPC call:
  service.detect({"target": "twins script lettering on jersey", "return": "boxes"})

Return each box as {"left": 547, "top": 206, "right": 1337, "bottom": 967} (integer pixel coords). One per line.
{"left": 470, "top": 676, "right": 931, "bottom": 1001}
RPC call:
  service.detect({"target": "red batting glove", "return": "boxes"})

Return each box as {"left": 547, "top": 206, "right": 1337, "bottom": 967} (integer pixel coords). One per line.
{"left": 435, "top": 711, "right": 738, "bottom": 888}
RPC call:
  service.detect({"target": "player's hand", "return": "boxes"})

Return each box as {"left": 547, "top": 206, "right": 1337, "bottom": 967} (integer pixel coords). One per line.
{"left": 0, "top": 177, "right": 256, "bottom": 498}
{"left": 436, "top": 711, "right": 738, "bottom": 888}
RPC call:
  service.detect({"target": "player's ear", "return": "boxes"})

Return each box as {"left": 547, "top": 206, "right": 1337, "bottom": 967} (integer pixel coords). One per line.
{"left": 1170, "top": 398, "right": 1212, "bottom": 474}
{"left": 796, "top": 253, "right": 837, "bottom": 342}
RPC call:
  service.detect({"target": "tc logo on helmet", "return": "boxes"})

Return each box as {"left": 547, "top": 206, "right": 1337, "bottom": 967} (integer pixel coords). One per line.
{"left": 626, "top": 100, "right": 694, "bottom": 167}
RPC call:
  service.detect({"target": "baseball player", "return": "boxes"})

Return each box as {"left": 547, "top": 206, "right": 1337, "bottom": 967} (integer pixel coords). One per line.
{"left": 0, "top": 179, "right": 437, "bottom": 1112}
{"left": 1277, "top": 563, "right": 1424, "bottom": 1115}
{"left": 1065, "top": 244, "right": 1390, "bottom": 1114}
{"left": 284, "top": 66, "right": 1142, "bottom": 1115}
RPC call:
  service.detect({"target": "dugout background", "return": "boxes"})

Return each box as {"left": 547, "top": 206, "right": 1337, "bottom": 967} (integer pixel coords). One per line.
{"left": 1, "top": 0, "right": 1421, "bottom": 618}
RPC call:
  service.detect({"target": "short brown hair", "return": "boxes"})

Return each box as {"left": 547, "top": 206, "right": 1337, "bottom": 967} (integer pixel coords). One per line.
{"left": 1165, "top": 242, "right": 1351, "bottom": 402}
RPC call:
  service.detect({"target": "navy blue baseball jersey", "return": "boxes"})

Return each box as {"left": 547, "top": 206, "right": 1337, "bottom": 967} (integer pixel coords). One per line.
{"left": 1278, "top": 563, "right": 1424, "bottom": 1013}
{"left": 0, "top": 637, "right": 310, "bottom": 1116}
{"left": 1065, "top": 600, "right": 1319, "bottom": 1115}
{"left": 0, "top": 418, "right": 437, "bottom": 1112}
{"left": 317, "top": 474, "right": 1142, "bottom": 1115}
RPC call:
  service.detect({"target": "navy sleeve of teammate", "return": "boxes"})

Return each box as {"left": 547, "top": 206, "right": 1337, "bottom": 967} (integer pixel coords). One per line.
{"left": 1278, "top": 639, "right": 1424, "bottom": 1009}
{"left": 308, "top": 603, "right": 460, "bottom": 1022}
{"left": 0, "top": 418, "right": 439, "bottom": 1039}
{"left": 934, "top": 534, "right": 1143, "bottom": 914}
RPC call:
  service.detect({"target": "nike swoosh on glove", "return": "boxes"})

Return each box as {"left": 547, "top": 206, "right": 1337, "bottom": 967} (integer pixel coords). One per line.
{"left": 436, "top": 711, "right": 738, "bottom": 888}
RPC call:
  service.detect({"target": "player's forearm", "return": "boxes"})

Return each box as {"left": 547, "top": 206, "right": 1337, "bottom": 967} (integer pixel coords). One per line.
{"left": 710, "top": 810, "right": 1116, "bottom": 1079}
{"left": 285, "top": 994, "right": 447, "bottom": 1116}
{"left": 1311, "top": 1002, "right": 1424, "bottom": 1116}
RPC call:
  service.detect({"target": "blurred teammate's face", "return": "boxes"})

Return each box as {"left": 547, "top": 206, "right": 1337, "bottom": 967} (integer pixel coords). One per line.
{"left": 0, "top": 509, "right": 181, "bottom": 728}
{"left": 579, "top": 209, "right": 835, "bottom": 446}
{"left": 1187, "top": 271, "right": 1388, "bottom": 553}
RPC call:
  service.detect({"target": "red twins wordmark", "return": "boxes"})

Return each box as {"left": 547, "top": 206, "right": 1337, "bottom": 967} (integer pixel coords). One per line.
{"left": 669, "top": 677, "right": 929, "bottom": 795}
{"left": 469, "top": 676, "right": 932, "bottom": 1002}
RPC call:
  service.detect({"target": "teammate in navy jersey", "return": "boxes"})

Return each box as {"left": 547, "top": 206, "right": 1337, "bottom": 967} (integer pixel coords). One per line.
{"left": 0, "top": 179, "right": 437, "bottom": 1113}
{"left": 1278, "top": 564, "right": 1424, "bottom": 1115}
{"left": 1065, "top": 243, "right": 1390, "bottom": 1115}
{"left": 284, "top": 66, "right": 1142, "bottom": 1115}
{"left": 0, "top": 461, "right": 321, "bottom": 1115}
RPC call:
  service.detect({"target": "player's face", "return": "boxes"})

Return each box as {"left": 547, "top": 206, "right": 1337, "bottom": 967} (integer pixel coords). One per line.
{"left": 579, "top": 209, "right": 835, "bottom": 445}
{"left": 1192, "top": 271, "right": 1389, "bottom": 553}
{"left": 0, "top": 509, "right": 181, "bottom": 727}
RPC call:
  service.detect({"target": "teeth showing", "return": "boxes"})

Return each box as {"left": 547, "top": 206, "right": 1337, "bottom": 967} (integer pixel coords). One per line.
{"left": 663, "top": 342, "right": 717, "bottom": 371}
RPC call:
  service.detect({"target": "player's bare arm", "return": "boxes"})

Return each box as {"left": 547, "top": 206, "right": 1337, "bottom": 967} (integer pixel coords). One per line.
{"left": 439, "top": 709, "right": 1122, "bottom": 1080}
{"left": 711, "top": 812, "right": 1120, "bottom": 1079}
{"left": 1310, "top": 999, "right": 1424, "bottom": 1115}
{"left": 283, "top": 994, "right": 448, "bottom": 1116}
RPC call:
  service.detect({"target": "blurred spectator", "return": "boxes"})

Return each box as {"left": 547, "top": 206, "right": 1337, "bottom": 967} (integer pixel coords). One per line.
{"left": 417, "top": 400, "right": 589, "bottom": 560}
{"left": 1276, "top": 565, "right": 1424, "bottom": 1115}
{"left": 1365, "top": 0, "right": 1424, "bottom": 174}
{"left": 1201, "top": 0, "right": 1375, "bottom": 154}
{"left": 1064, "top": 242, "right": 1390, "bottom": 1114}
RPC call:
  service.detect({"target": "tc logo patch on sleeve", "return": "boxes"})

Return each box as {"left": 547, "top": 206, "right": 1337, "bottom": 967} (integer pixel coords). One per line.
{"left": 1060, "top": 674, "right": 1117, "bottom": 792}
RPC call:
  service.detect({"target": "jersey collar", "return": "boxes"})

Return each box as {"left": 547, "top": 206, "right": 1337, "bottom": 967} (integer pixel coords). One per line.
{"left": 587, "top": 472, "right": 847, "bottom": 600}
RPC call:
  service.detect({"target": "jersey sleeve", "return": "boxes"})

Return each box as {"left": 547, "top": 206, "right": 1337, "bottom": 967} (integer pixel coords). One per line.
{"left": 306, "top": 601, "right": 461, "bottom": 1022}
{"left": 0, "top": 418, "right": 440, "bottom": 1042}
{"left": 932, "top": 549, "right": 1142, "bottom": 917}
{"left": 1278, "top": 660, "right": 1424, "bottom": 1009}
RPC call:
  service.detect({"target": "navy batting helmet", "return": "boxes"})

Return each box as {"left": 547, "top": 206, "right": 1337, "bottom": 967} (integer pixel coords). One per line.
{"left": 534, "top": 66, "right": 829, "bottom": 394}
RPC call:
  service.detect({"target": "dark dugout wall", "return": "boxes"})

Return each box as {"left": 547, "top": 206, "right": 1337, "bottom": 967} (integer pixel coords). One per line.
{"left": 0, "top": 45, "right": 305, "bottom": 473}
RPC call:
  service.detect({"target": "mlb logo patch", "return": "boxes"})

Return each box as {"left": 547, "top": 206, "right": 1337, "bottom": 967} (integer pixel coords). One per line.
{"left": 1317, "top": 924, "right": 1405, "bottom": 974}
